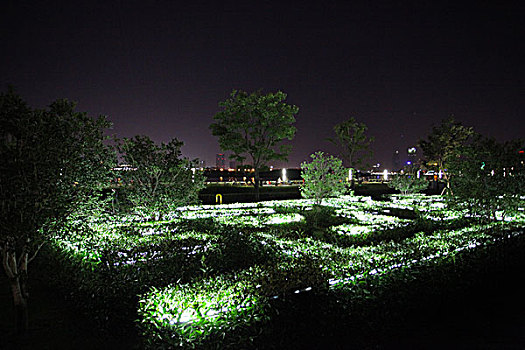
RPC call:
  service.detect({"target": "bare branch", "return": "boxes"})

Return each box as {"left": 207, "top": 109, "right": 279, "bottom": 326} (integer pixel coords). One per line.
{"left": 28, "top": 242, "right": 46, "bottom": 265}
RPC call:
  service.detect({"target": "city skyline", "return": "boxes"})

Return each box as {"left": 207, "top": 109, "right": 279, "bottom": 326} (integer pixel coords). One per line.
{"left": 2, "top": 1, "right": 524, "bottom": 168}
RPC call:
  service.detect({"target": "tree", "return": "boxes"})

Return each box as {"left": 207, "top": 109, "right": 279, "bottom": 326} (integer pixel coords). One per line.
{"left": 418, "top": 116, "right": 474, "bottom": 195}
{"left": 116, "top": 135, "right": 205, "bottom": 218}
{"left": 210, "top": 90, "right": 298, "bottom": 200}
{"left": 387, "top": 174, "right": 429, "bottom": 195}
{"left": 0, "top": 88, "right": 113, "bottom": 334}
{"left": 300, "top": 152, "right": 347, "bottom": 206}
{"left": 448, "top": 135, "right": 525, "bottom": 222}
{"left": 327, "top": 117, "right": 374, "bottom": 170}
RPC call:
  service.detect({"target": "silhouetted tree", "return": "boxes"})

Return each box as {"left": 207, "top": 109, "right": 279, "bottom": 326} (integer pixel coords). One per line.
{"left": 418, "top": 116, "right": 474, "bottom": 194}
{"left": 448, "top": 135, "right": 525, "bottom": 221}
{"left": 387, "top": 174, "right": 428, "bottom": 195}
{"left": 327, "top": 117, "right": 374, "bottom": 169}
{"left": 116, "top": 135, "right": 204, "bottom": 218}
{"left": 210, "top": 90, "right": 298, "bottom": 200}
{"left": 0, "top": 88, "right": 113, "bottom": 335}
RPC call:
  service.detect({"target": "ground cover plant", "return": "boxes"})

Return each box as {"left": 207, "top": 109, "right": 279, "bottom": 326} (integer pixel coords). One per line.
{"left": 42, "top": 194, "right": 525, "bottom": 348}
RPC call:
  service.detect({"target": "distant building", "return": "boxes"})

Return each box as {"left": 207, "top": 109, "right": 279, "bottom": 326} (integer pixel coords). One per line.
{"left": 216, "top": 153, "right": 226, "bottom": 169}
{"left": 229, "top": 160, "right": 237, "bottom": 170}
{"left": 198, "top": 159, "right": 206, "bottom": 169}
{"left": 392, "top": 150, "right": 401, "bottom": 171}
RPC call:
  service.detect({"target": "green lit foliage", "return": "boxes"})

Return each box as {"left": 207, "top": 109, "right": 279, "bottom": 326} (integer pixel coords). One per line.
{"left": 388, "top": 174, "right": 429, "bottom": 195}
{"left": 210, "top": 90, "right": 299, "bottom": 200}
{"left": 300, "top": 152, "right": 347, "bottom": 205}
{"left": 43, "top": 194, "right": 525, "bottom": 348}
{"left": 0, "top": 88, "right": 114, "bottom": 333}
{"left": 116, "top": 135, "right": 205, "bottom": 218}
{"left": 327, "top": 117, "right": 374, "bottom": 169}
{"left": 138, "top": 273, "right": 270, "bottom": 348}
{"left": 138, "top": 259, "right": 328, "bottom": 348}
{"left": 419, "top": 116, "right": 474, "bottom": 194}
{"left": 448, "top": 135, "right": 525, "bottom": 221}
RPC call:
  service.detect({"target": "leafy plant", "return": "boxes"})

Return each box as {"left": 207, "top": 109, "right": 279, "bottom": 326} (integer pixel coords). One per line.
{"left": 210, "top": 90, "right": 299, "bottom": 201}
{"left": 327, "top": 117, "right": 374, "bottom": 170}
{"left": 418, "top": 116, "right": 474, "bottom": 194}
{"left": 387, "top": 174, "right": 429, "bottom": 194}
{"left": 0, "top": 88, "right": 114, "bottom": 333}
{"left": 300, "top": 152, "right": 347, "bottom": 205}
{"left": 448, "top": 135, "right": 525, "bottom": 221}
{"left": 116, "top": 135, "right": 205, "bottom": 219}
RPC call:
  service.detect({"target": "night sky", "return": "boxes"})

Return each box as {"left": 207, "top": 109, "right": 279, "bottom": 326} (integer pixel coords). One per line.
{"left": 2, "top": 1, "right": 524, "bottom": 168}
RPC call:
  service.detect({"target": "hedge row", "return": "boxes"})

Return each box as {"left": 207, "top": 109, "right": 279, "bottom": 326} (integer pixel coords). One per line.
{"left": 41, "top": 195, "right": 525, "bottom": 347}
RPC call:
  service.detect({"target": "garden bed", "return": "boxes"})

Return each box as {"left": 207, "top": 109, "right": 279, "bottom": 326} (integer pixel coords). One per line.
{"left": 41, "top": 194, "right": 525, "bottom": 348}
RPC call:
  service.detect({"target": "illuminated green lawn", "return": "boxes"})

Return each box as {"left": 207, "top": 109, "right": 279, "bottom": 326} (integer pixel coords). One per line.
{"left": 48, "top": 194, "right": 525, "bottom": 348}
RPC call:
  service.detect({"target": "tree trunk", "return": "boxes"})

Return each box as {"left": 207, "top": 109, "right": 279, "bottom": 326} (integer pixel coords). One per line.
{"left": 3, "top": 245, "right": 30, "bottom": 335}
{"left": 254, "top": 169, "right": 260, "bottom": 201}
{"left": 10, "top": 278, "right": 29, "bottom": 335}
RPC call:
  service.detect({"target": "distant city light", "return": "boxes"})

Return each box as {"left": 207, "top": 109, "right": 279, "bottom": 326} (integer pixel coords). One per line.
{"left": 282, "top": 168, "right": 287, "bottom": 182}
{"left": 383, "top": 169, "right": 388, "bottom": 181}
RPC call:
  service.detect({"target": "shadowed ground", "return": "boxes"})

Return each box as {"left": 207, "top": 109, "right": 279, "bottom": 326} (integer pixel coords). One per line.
{"left": 2, "top": 237, "right": 525, "bottom": 349}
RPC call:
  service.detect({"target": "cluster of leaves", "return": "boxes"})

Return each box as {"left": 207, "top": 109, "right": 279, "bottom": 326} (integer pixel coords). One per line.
{"left": 0, "top": 88, "right": 114, "bottom": 332}
{"left": 387, "top": 174, "right": 429, "bottom": 194}
{"left": 115, "top": 135, "right": 205, "bottom": 219}
{"left": 448, "top": 135, "right": 525, "bottom": 221}
{"left": 210, "top": 90, "right": 299, "bottom": 199}
{"left": 418, "top": 116, "right": 474, "bottom": 194}
{"left": 300, "top": 152, "right": 347, "bottom": 205}
{"left": 0, "top": 89, "right": 114, "bottom": 245}
{"left": 327, "top": 117, "right": 374, "bottom": 169}
{"left": 138, "top": 273, "right": 270, "bottom": 349}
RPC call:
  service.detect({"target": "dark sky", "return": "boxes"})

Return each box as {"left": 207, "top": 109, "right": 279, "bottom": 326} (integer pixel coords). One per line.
{"left": 2, "top": 1, "right": 524, "bottom": 168}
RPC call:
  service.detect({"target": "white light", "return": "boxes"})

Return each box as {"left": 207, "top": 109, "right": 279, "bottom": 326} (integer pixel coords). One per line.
{"left": 417, "top": 170, "right": 421, "bottom": 179}
{"left": 349, "top": 168, "right": 353, "bottom": 182}
{"left": 438, "top": 170, "right": 443, "bottom": 179}
{"left": 383, "top": 169, "right": 388, "bottom": 181}
{"left": 282, "top": 168, "right": 287, "bottom": 183}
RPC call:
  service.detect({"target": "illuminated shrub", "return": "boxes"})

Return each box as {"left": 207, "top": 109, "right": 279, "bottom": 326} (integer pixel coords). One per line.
{"left": 300, "top": 152, "right": 348, "bottom": 205}
{"left": 138, "top": 258, "right": 329, "bottom": 348}
{"left": 138, "top": 272, "right": 270, "bottom": 348}
{"left": 387, "top": 174, "right": 429, "bottom": 195}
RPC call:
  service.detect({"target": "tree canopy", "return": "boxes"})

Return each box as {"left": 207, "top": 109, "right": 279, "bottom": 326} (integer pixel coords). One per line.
{"left": 300, "top": 152, "right": 347, "bottom": 206}
{"left": 210, "top": 90, "right": 298, "bottom": 199}
{"left": 418, "top": 116, "right": 474, "bottom": 194}
{"left": 448, "top": 135, "right": 525, "bottom": 221}
{"left": 116, "top": 135, "right": 204, "bottom": 218}
{"left": 387, "top": 174, "right": 428, "bottom": 195}
{"left": 0, "top": 88, "right": 113, "bottom": 333}
{"left": 327, "top": 117, "right": 374, "bottom": 169}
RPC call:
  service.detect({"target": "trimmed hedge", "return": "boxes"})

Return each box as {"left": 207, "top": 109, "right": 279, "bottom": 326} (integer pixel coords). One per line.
{"left": 42, "top": 195, "right": 525, "bottom": 347}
